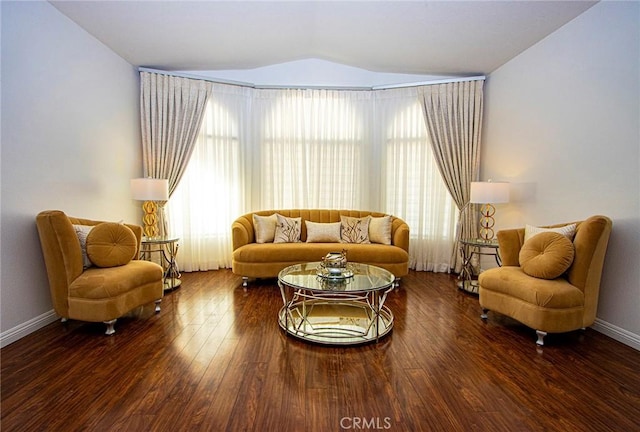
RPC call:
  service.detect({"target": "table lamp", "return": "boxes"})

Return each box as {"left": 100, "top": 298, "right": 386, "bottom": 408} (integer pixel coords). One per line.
{"left": 470, "top": 180, "right": 509, "bottom": 241}
{"left": 131, "top": 178, "right": 169, "bottom": 239}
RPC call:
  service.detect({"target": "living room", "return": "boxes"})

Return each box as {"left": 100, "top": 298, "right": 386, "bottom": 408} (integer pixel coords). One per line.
{"left": 1, "top": 1, "right": 639, "bottom": 430}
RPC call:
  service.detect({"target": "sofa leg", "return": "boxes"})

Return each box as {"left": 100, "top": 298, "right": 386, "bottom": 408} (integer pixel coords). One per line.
{"left": 480, "top": 308, "right": 489, "bottom": 320}
{"left": 60, "top": 317, "right": 68, "bottom": 323}
{"left": 536, "top": 330, "right": 547, "bottom": 346}
{"left": 394, "top": 278, "right": 401, "bottom": 288}
{"left": 154, "top": 299, "right": 162, "bottom": 313}
{"left": 242, "top": 277, "right": 249, "bottom": 288}
{"left": 104, "top": 319, "right": 117, "bottom": 336}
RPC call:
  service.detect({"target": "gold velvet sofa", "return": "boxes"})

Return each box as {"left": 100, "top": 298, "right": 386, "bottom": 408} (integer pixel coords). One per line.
{"left": 232, "top": 210, "right": 410, "bottom": 286}
{"left": 36, "top": 210, "right": 164, "bottom": 335}
{"left": 478, "top": 215, "right": 612, "bottom": 346}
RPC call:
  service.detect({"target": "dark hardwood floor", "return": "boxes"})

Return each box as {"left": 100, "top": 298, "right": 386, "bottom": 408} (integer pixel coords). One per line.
{"left": 2, "top": 270, "right": 639, "bottom": 431}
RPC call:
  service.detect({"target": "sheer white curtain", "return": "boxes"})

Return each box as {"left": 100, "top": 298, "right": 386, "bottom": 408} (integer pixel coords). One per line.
{"left": 376, "top": 87, "right": 457, "bottom": 272}
{"left": 254, "top": 89, "right": 373, "bottom": 209}
{"left": 166, "top": 84, "right": 252, "bottom": 271}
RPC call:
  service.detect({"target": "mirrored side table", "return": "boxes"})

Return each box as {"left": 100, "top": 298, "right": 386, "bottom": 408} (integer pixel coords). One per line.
{"left": 140, "top": 237, "right": 181, "bottom": 291}
{"left": 458, "top": 238, "right": 501, "bottom": 294}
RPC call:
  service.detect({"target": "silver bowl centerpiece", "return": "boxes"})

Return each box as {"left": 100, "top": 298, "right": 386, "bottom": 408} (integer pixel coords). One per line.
{"left": 317, "top": 250, "right": 353, "bottom": 280}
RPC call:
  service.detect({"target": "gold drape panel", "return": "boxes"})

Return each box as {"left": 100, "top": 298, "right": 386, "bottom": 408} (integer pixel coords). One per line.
{"left": 418, "top": 80, "right": 484, "bottom": 272}
{"left": 140, "top": 71, "right": 211, "bottom": 197}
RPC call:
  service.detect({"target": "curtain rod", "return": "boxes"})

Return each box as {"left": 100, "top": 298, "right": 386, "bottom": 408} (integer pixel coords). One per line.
{"left": 138, "top": 67, "right": 485, "bottom": 91}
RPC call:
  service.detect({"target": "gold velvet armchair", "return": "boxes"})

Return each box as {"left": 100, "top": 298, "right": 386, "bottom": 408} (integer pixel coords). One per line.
{"left": 36, "top": 210, "right": 164, "bottom": 335}
{"left": 478, "top": 215, "right": 612, "bottom": 346}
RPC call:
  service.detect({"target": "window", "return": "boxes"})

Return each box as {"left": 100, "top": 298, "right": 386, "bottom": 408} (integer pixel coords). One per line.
{"left": 377, "top": 89, "right": 457, "bottom": 272}
{"left": 256, "top": 89, "right": 372, "bottom": 209}
{"left": 168, "top": 84, "right": 456, "bottom": 272}
{"left": 167, "top": 85, "right": 251, "bottom": 271}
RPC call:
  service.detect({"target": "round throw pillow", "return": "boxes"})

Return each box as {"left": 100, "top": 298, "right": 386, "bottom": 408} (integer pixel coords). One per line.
{"left": 519, "top": 232, "right": 575, "bottom": 279}
{"left": 86, "top": 222, "right": 137, "bottom": 268}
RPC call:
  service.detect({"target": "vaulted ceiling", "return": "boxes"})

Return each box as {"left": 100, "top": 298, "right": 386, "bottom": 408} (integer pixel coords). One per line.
{"left": 49, "top": 1, "right": 598, "bottom": 75}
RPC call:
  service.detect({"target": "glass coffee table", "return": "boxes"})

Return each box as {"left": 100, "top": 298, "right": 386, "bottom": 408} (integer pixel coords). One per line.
{"left": 277, "top": 262, "right": 395, "bottom": 345}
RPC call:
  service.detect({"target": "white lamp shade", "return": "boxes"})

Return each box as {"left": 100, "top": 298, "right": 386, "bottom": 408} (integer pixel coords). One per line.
{"left": 470, "top": 181, "right": 509, "bottom": 204}
{"left": 130, "top": 178, "right": 169, "bottom": 201}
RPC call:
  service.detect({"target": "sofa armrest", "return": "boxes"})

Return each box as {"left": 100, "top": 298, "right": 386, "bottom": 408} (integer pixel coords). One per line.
{"left": 496, "top": 228, "right": 525, "bottom": 266}
{"left": 232, "top": 217, "right": 253, "bottom": 251}
{"left": 392, "top": 221, "right": 410, "bottom": 252}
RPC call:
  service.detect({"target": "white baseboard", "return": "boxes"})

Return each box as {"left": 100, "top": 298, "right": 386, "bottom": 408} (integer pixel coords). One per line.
{"left": 0, "top": 309, "right": 59, "bottom": 348}
{"left": 592, "top": 318, "right": 640, "bottom": 351}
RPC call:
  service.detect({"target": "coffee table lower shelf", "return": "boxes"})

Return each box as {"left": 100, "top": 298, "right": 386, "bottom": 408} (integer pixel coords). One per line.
{"left": 278, "top": 299, "right": 394, "bottom": 345}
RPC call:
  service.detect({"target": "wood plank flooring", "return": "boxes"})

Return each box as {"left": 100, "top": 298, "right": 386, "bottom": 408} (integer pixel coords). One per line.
{"left": 2, "top": 270, "right": 639, "bottom": 431}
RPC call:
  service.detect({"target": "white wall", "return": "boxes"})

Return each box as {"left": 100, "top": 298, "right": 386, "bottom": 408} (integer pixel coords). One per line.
{"left": 0, "top": 1, "right": 142, "bottom": 345}
{"left": 483, "top": 1, "right": 640, "bottom": 346}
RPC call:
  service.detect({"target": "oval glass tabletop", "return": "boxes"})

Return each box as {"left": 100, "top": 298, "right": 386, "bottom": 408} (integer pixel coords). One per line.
{"left": 278, "top": 262, "right": 394, "bottom": 293}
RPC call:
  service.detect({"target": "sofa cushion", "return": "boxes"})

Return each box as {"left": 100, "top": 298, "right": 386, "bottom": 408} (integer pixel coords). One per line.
{"left": 341, "top": 215, "right": 371, "bottom": 244}
{"left": 519, "top": 232, "right": 575, "bottom": 279}
{"left": 86, "top": 223, "right": 137, "bottom": 268}
{"left": 274, "top": 214, "right": 302, "bottom": 243}
{"left": 369, "top": 215, "right": 392, "bottom": 245}
{"left": 305, "top": 221, "right": 342, "bottom": 243}
{"left": 233, "top": 242, "right": 408, "bottom": 264}
{"left": 253, "top": 213, "right": 278, "bottom": 243}
{"left": 524, "top": 223, "right": 576, "bottom": 242}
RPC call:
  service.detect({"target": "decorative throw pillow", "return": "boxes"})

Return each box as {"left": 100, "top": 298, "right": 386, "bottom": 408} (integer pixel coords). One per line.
{"left": 274, "top": 214, "right": 302, "bottom": 243}
{"left": 73, "top": 224, "right": 94, "bottom": 269}
{"left": 305, "top": 221, "right": 342, "bottom": 243}
{"left": 369, "top": 215, "right": 392, "bottom": 245}
{"left": 253, "top": 213, "right": 278, "bottom": 243}
{"left": 519, "top": 232, "right": 575, "bottom": 279}
{"left": 86, "top": 222, "right": 137, "bottom": 268}
{"left": 524, "top": 223, "right": 576, "bottom": 242}
{"left": 340, "top": 215, "right": 371, "bottom": 244}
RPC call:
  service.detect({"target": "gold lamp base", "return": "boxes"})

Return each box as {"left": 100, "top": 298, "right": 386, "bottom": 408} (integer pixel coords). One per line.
{"left": 478, "top": 203, "right": 496, "bottom": 241}
{"left": 142, "top": 200, "right": 159, "bottom": 239}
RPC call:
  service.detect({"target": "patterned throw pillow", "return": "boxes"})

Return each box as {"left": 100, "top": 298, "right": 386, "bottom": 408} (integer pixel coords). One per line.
{"left": 524, "top": 223, "right": 576, "bottom": 242}
{"left": 274, "top": 214, "right": 302, "bottom": 243}
{"left": 305, "top": 221, "right": 342, "bottom": 243}
{"left": 369, "top": 215, "right": 392, "bottom": 245}
{"left": 253, "top": 213, "right": 278, "bottom": 243}
{"left": 73, "top": 224, "right": 94, "bottom": 269}
{"left": 340, "top": 215, "right": 371, "bottom": 244}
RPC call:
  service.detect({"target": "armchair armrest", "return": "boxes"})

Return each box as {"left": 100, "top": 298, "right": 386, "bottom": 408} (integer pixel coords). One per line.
{"left": 496, "top": 228, "right": 525, "bottom": 266}
{"left": 124, "top": 223, "right": 143, "bottom": 259}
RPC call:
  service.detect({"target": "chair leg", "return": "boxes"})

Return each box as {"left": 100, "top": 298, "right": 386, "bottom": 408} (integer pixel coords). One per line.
{"left": 394, "top": 278, "right": 401, "bottom": 288}
{"left": 480, "top": 308, "right": 489, "bottom": 320}
{"left": 155, "top": 299, "right": 162, "bottom": 313}
{"left": 104, "top": 319, "right": 117, "bottom": 336}
{"left": 242, "top": 276, "right": 249, "bottom": 288}
{"left": 536, "top": 330, "right": 547, "bottom": 346}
